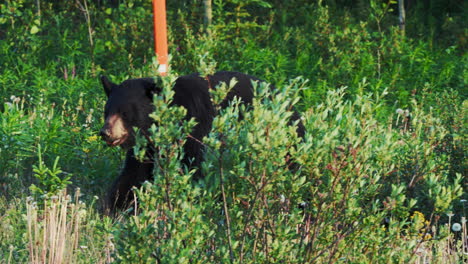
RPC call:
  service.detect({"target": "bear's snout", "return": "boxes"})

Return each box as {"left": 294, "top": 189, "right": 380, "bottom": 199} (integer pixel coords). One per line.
{"left": 99, "top": 127, "right": 111, "bottom": 140}
{"left": 100, "top": 114, "right": 129, "bottom": 146}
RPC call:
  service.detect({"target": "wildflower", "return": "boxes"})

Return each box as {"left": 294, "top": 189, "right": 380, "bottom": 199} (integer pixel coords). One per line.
{"left": 396, "top": 108, "right": 410, "bottom": 117}
{"left": 280, "top": 194, "right": 286, "bottom": 203}
{"left": 78, "top": 209, "right": 87, "bottom": 217}
{"left": 412, "top": 211, "right": 424, "bottom": 218}
{"left": 86, "top": 109, "right": 95, "bottom": 124}
{"left": 87, "top": 135, "right": 98, "bottom": 142}
{"left": 422, "top": 233, "right": 432, "bottom": 240}
{"left": 452, "top": 223, "right": 461, "bottom": 232}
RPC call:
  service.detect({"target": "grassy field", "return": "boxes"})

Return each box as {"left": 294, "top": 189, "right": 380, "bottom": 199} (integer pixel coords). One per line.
{"left": 0, "top": 0, "right": 466, "bottom": 263}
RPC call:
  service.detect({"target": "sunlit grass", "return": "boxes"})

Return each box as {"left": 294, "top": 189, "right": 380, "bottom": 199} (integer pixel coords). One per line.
{"left": 25, "top": 189, "right": 113, "bottom": 264}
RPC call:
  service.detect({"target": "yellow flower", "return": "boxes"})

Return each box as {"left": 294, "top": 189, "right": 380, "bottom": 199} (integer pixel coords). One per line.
{"left": 411, "top": 211, "right": 426, "bottom": 232}
{"left": 87, "top": 135, "right": 98, "bottom": 142}
{"left": 411, "top": 211, "right": 425, "bottom": 220}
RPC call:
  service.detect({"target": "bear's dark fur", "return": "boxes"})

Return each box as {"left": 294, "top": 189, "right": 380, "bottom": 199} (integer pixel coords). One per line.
{"left": 99, "top": 71, "right": 303, "bottom": 213}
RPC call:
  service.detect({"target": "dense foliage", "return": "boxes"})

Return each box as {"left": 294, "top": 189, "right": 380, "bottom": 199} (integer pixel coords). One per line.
{"left": 0, "top": 0, "right": 466, "bottom": 263}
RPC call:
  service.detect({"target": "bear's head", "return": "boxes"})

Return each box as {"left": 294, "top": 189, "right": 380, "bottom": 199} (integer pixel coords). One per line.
{"left": 100, "top": 76, "right": 158, "bottom": 149}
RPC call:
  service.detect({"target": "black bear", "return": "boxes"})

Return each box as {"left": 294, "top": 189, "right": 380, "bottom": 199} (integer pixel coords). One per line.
{"left": 100, "top": 71, "right": 303, "bottom": 213}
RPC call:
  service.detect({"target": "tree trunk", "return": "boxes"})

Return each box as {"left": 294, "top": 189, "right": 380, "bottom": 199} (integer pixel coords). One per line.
{"left": 399, "top": 0, "right": 406, "bottom": 36}
{"left": 203, "top": 0, "right": 212, "bottom": 35}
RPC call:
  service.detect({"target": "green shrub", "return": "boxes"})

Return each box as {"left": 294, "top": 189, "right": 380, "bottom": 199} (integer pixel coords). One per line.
{"left": 109, "top": 75, "right": 463, "bottom": 263}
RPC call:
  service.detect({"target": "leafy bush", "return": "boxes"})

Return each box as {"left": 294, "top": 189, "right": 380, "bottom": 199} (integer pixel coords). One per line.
{"left": 108, "top": 74, "right": 463, "bottom": 262}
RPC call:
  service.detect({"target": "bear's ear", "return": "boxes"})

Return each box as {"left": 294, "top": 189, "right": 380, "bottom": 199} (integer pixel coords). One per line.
{"left": 100, "top": 75, "right": 115, "bottom": 97}
{"left": 143, "top": 78, "right": 161, "bottom": 99}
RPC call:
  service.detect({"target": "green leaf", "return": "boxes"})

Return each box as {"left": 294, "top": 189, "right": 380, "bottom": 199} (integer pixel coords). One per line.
{"left": 30, "top": 25, "right": 39, "bottom": 34}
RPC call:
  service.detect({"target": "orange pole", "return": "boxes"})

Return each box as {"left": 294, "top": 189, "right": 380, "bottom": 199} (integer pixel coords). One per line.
{"left": 152, "top": 0, "right": 168, "bottom": 76}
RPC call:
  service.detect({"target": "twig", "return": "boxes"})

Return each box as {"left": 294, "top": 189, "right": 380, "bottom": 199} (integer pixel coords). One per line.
{"left": 239, "top": 175, "right": 270, "bottom": 263}
{"left": 219, "top": 149, "right": 235, "bottom": 262}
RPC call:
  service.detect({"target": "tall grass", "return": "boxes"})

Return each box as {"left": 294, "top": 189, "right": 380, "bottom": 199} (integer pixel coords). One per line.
{"left": 25, "top": 189, "right": 112, "bottom": 264}
{"left": 27, "top": 190, "right": 81, "bottom": 263}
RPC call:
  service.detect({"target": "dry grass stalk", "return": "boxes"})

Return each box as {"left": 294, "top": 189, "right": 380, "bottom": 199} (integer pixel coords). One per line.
{"left": 27, "top": 189, "right": 83, "bottom": 264}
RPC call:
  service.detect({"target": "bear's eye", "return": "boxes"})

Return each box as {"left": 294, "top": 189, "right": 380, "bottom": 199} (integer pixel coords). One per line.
{"left": 121, "top": 111, "right": 128, "bottom": 119}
